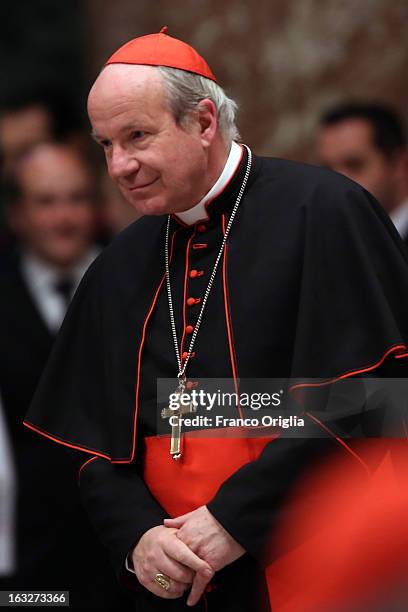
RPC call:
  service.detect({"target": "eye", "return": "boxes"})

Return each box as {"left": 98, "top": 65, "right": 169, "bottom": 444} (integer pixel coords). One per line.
{"left": 344, "top": 157, "right": 365, "bottom": 173}
{"left": 100, "top": 139, "right": 112, "bottom": 148}
{"left": 131, "top": 130, "right": 146, "bottom": 140}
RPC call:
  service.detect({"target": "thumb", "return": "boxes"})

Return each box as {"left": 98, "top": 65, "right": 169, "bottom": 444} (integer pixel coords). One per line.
{"left": 163, "top": 517, "right": 184, "bottom": 527}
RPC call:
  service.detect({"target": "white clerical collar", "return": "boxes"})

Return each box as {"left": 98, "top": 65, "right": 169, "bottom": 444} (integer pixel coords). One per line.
{"left": 174, "top": 141, "right": 243, "bottom": 226}
{"left": 390, "top": 197, "right": 408, "bottom": 239}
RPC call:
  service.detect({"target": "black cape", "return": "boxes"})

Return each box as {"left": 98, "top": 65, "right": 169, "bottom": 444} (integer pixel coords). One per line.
{"left": 24, "top": 149, "right": 408, "bottom": 460}
{"left": 23, "top": 149, "right": 408, "bottom": 610}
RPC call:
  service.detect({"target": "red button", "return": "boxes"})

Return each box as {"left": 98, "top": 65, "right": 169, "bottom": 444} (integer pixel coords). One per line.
{"left": 186, "top": 381, "right": 198, "bottom": 390}
{"left": 185, "top": 325, "right": 194, "bottom": 334}
{"left": 187, "top": 297, "right": 199, "bottom": 306}
{"left": 189, "top": 269, "right": 204, "bottom": 279}
{"left": 182, "top": 351, "right": 196, "bottom": 359}
{"left": 197, "top": 224, "right": 207, "bottom": 233}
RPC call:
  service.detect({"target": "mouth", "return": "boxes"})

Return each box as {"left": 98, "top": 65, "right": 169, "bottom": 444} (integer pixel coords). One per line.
{"left": 128, "top": 178, "right": 158, "bottom": 192}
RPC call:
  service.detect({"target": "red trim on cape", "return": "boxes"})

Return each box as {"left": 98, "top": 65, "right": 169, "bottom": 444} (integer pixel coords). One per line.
{"left": 113, "top": 227, "right": 180, "bottom": 464}
{"left": 78, "top": 455, "right": 99, "bottom": 485}
{"left": 23, "top": 227, "right": 181, "bottom": 464}
{"left": 23, "top": 343, "right": 408, "bottom": 463}
{"left": 304, "top": 411, "right": 371, "bottom": 474}
{"left": 22, "top": 420, "right": 111, "bottom": 459}
{"left": 221, "top": 213, "right": 244, "bottom": 423}
{"left": 289, "top": 343, "right": 408, "bottom": 392}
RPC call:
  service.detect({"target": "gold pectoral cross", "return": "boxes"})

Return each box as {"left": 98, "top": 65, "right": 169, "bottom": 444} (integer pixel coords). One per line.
{"left": 161, "top": 385, "right": 197, "bottom": 460}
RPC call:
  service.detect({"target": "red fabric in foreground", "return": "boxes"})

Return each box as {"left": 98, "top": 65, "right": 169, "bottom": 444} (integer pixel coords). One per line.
{"left": 265, "top": 439, "right": 408, "bottom": 611}
{"left": 144, "top": 434, "right": 408, "bottom": 611}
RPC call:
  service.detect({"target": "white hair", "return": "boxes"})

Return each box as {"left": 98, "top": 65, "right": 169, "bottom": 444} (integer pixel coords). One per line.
{"left": 157, "top": 66, "right": 240, "bottom": 145}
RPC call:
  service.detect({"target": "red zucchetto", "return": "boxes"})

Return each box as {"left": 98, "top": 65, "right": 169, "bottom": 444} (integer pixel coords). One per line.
{"left": 104, "top": 26, "right": 217, "bottom": 82}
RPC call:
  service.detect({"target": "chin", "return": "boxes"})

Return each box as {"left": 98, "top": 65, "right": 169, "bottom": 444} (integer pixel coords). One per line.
{"left": 41, "top": 251, "right": 80, "bottom": 268}
{"left": 128, "top": 195, "right": 175, "bottom": 217}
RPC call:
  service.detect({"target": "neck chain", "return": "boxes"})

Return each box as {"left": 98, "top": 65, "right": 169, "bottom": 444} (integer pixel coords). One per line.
{"left": 164, "top": 145, "right": 252, "bottom": 390}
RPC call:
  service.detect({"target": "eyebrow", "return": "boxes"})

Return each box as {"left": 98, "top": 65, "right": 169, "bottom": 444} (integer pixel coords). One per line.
{"left": 90, "top": 131, "right": 104, "bottom": 142}
{"left": 90, "top": 123, "right": 144, "bottom": 142}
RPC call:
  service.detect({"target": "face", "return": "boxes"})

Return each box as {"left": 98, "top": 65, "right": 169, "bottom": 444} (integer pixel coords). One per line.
{"left": 87, "top": 64, "right": 215, "bottom": 216}
{"left": 316, "top": 118, "right": 397, "bottom": 210}
{"left": 11, "top": 145, "right": 96, "bottom": 268}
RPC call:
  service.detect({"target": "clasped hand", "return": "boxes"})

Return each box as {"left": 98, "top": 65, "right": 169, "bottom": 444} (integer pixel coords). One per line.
{"left": 131, "top": 505, "right": 245, "bottom": 606}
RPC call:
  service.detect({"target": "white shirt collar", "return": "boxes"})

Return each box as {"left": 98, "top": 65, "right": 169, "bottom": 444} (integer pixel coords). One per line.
{"left": 21, "top": 246, "right": 100, "bottom": 332}
{"left": 390, "top": 197, "right": 408, "bottom": 239}
{"left": 21, "top": 246, "right": 100, "bottom": 294}
{"left": 174, "top": 141, "right": 243, "bottom": 226}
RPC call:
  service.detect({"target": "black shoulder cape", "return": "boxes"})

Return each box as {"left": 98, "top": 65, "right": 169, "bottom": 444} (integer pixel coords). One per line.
{"left": 23, "top": 153, "right": 408, "bottom": 461}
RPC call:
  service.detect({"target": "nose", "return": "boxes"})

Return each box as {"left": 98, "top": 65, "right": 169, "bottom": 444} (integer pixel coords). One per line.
{"left": 53, "top": 200, "right": 87, "bottom": 224}
{"left": 108, "top": 145, "right": 140, "bottom": 180}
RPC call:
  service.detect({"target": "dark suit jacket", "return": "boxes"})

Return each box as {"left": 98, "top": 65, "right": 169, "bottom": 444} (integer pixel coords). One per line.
{"left": 0, "top": 247, "right": 134, "bottom": 608}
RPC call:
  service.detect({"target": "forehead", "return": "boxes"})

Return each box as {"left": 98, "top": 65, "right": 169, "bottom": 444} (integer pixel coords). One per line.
{"left": 19, "top": 146, "right": 89, "bottom": 191}
{"left": 87, "top": 64, "right": 168, "bottom": 131}
{"left": 0, "top": 105, "right": 51, "bottom": 147}
{"left": 318, "top": 118, "right": 375, "bottom": 152}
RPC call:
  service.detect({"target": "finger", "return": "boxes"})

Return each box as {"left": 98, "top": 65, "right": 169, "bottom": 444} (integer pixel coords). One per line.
{"left": 174, "top": 527, "right": 199, "bottom": 555}
{"left": 164, "top": 517, "right": 184, "bottom": 527}
{"left": 147, "top": 578, "right": 188, "bottom": 600}
{"left": 158, "top": 552, "right": 195, "bottom": 584}
{"left": 162, "top": 534, "right": 213, "bottom": 576}
{"left": 137, "top": 564, "right": 188, "bottom": 600}
{"left": 164, "top": 510, "right": 193, "bottom": 526}
{"left": 187, "top": 567, "right": 214, "bottom": 606}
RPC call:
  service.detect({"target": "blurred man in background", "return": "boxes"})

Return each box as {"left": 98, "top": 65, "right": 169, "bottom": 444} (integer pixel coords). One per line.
{"left": 0, "top": 141, "right": 133, "bottom": 608}
{"left": 315, "top": 102, "right": 408, "bottom": 244}
{"left": 0, "top": 88, "right": 88, "bottom": 254}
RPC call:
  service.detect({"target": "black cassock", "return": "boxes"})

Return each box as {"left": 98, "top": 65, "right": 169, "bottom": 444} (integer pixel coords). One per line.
{"left": 24, "top": 148, "right": 408, "bottom": 611}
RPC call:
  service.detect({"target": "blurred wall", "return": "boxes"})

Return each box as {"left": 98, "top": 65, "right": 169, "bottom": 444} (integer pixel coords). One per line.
{"left": 0, "top": 0, "right": 85, "bottom": 126}
{"left": 85, "top": 0, "right": 408, "bottom": 161}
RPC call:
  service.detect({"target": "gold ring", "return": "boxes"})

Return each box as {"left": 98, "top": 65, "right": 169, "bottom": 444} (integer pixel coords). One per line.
{"left": 154, "top": 572, "right": 171, "bottom": 591}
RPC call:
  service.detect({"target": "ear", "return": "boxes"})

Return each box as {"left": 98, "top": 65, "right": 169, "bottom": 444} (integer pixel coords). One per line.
{"left": 391, "top": 148, "right": 408, "bottom": 180}
{"left": 196, "top": 98, "right": 218, "bottom": 148}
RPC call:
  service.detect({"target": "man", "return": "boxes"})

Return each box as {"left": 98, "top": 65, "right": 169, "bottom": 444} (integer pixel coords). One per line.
{"left": 1, "top": 142, "right": 133, "bottom": 607}
{"left": 316, "top": 102, "right": 408, "bottom": 243}
{"left": 0, "top": 88, "right": 86, "bottom": 253}
{"left": 24, "top": 30, "right": 408, "bottom": 611}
